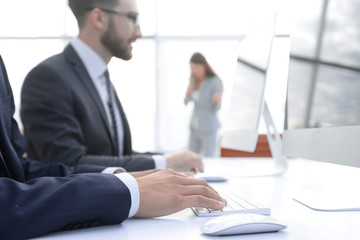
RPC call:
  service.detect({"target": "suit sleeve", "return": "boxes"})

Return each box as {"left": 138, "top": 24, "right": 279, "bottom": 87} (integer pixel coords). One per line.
{"left": 0, "top": 172, "right": 131, "bottom": 240}
{"left": 20, "top": 156, "right": 107, "bottom": 180}
{"left": 21, "top": 63, "right": 155, "bottom": 172}
{"left": 78, "top": 154, "right": 155, "bottom": 172}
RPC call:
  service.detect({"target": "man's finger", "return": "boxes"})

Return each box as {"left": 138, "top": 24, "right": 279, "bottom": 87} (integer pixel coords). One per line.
{"left": 178, "top": 185, "right": 226, "bottom": 204}
{"left": 174, "top": 176, "right": 224, "bottom": 200}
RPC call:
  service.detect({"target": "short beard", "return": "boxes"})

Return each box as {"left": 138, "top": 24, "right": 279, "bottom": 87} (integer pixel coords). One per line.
{"left": 101, "top": 18, "right": 132, "bottom": 60}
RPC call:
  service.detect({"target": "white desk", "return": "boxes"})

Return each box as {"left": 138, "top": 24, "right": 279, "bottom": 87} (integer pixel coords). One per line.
{"left": 34, "top": 158, "right": 360, "bottom": 240}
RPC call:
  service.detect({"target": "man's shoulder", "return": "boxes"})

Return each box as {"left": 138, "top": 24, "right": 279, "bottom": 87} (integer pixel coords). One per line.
{"left": 35, "top": 51, "right": 68, "bottom": 71}
{"left": 25, "top": 49, "right": 79, "bottom": 85}
{"left": 29, "top": 45, "right": 79, "bottom": 74}
{"left": 22, "top": 52, "right": 76, "bottom": 93}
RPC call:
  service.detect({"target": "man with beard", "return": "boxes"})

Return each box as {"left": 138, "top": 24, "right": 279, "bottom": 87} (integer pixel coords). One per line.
{"left": 21, "top": 0, "right": 204, "bottom": 173}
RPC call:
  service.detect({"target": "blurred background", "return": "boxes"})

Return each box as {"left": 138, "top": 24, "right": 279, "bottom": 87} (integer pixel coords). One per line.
{"left": 1, "top": 0, "right": 359, "bottom": 155}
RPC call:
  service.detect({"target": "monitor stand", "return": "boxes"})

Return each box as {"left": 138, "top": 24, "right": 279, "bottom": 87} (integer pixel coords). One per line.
{"left": 227, "top": 101, "right": 288, "bottom": 178}
{"left": 262, "top": 101, "right": 287, "bottom": 174}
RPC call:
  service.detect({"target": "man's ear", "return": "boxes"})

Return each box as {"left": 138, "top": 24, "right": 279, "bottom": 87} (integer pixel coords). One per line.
{"left": 88, "top": 8, "right": 108, "bottom": 30}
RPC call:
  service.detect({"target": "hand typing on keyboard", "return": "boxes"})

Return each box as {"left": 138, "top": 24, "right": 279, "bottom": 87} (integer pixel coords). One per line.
{"left": 192, "top": 187, "right": 270, "bottom": 216}
{"left": 133, "top": 168, "right": 227, "bottom": 218}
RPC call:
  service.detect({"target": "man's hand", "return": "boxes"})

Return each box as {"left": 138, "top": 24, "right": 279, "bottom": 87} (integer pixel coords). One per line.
{"left": 134, "top": 169, "right": 226, "bottom": 218}
{"left": 165, "top": 151, "right": 204, "bottom": 173}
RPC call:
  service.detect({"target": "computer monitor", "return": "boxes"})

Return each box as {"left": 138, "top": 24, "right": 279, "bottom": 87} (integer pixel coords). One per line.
{"left": 283, "top": 51, "right": 360, "bottom": 212}
{"left": 220, "top": 15, "right": 290, "bottom": 176}
{"left": 283, "top": 66, "right": 360, "bottom": 167}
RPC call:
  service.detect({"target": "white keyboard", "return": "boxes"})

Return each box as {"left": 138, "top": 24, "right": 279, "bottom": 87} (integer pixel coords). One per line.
{"left": 192, "top": 187, "right": 271, "bottom": 217}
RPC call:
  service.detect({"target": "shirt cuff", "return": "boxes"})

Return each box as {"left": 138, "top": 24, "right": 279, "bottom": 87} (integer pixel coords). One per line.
{"left": 101, "top": 167, "right": 126, "bottom": 174}
{"left": 114, "top": 173, "right": 140, "bottom": 218}
{"left": 152, "top": 155, "right": 166, "bottom": 168}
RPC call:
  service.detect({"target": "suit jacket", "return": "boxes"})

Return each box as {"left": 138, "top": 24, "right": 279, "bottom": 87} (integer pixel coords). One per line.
{"left": 0, "top": 55, "right": 131, "bottom": 240}
{"left": 184, "top": 76, "right": 223, "bottom": 132}
{"left": 21, "top": 44, "right": 155, "bottom": 171}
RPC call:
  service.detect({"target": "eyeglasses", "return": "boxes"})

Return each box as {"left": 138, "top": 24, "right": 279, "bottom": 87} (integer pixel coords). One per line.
{"left": 87, "top": 7, "right": 139, "bottom": 27}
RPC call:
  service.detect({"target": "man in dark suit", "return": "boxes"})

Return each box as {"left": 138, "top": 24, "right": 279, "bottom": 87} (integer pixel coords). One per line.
{"left": 0, "top": 54, "right": 225, "bottom": 239}
{"left": 21, "top": 0, "right": 203, "bottom": 173}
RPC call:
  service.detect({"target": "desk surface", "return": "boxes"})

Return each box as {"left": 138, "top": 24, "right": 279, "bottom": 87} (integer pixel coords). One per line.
{"left": 34, "top": 158, "right": 360, "bottom": 240}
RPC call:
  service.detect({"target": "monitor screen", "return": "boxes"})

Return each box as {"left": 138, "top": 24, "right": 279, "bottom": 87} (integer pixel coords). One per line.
{"left": 220, "top": 17, "right": 275, "bottom": 152}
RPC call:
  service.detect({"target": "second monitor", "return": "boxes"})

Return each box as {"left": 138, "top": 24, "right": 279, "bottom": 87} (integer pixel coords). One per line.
{"left": 220, "top": 15, "right": 290, "bottom": 176}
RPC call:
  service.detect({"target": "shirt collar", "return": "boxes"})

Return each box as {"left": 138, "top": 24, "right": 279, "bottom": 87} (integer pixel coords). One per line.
{"left": 71, "top": 38, "right": 107, "bottom": 80}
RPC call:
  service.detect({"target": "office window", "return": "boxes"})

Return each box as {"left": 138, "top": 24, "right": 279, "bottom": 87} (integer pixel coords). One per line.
{"left": 0, "top": 0, "right": 71, "bottom": 37}
{"left": 288, "top": 0, "right": 323, "bottom": 58}
{"left": 321, "top": 0, "right": 360, "bottom": 68}
{"left": 137, "top": 0, "right": 157, "bottom": 36}
{"left": 287, "top": 59, "right": 315, "bottom": 128}
{"left": 311, "top": 66, "right": 360, "bottom": 128}
{"left": 156, "top": 0, "right": 278, "bottom": 36}
{"left": 287, "top": 0, "right": 360, "bottom": 129}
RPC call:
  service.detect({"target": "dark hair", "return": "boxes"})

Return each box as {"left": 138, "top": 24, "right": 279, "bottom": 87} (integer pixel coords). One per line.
{"left": 190, "top": 52, "right": 217, "bottom": 77}
{"left": 69, "top": 0, "right": 121, "bottom": 28}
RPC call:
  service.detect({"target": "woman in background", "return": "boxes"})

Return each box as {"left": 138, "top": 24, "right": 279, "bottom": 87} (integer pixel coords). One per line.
{"left": 184, "top": 52, "right": 223, "bottom": 157}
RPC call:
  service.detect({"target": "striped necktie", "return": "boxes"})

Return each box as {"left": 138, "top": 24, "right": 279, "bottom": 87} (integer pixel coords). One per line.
{"left": 104, "top": 70, "right": 120, "bottom": 156}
